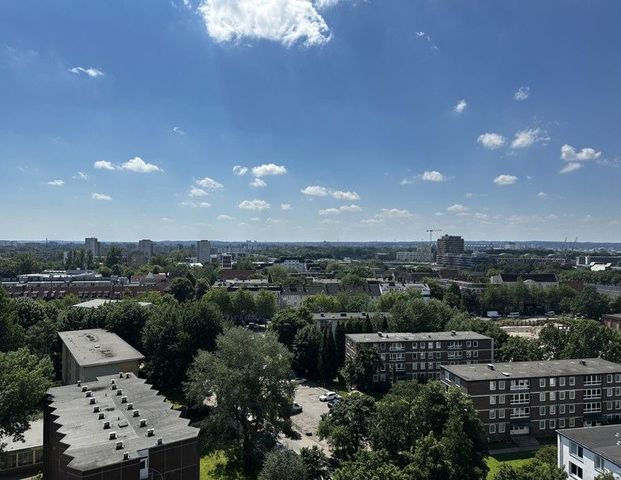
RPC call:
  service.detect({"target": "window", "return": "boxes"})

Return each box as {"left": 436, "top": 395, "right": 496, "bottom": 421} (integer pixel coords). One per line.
{"left": 560, "top": 391, "right": 566, "bottom": 400}
{"left": 560, "top": 405, "right": 566, "bottom": 414}
{"left": 435, "top": 352, "right": 441, "bottom": 359}
{"left": 550, "top": 378, "right": 556, "bottom": 387}
{"left": 473, "top": 341, "right": 478, "bottom": 347}
{"left": 466, "top": 341, "right": 471, "bottom": 347}
{"left": 428, "top": 342, "right": 433, "bottom": 349}
{"left": 585, "top": 388, "right": 601, "bottom": 399}
{"left": 390, "top": 342, "right": 405, "bottom": 351}
{"left": 550, "top": 405, "right": 556, "bottom": 415}
{"left": 510, "top": 379, "right": 529, "bottom": 390}
{"left": 412, "top": 352, "right": 418, "bottom": 360}
{"left": 412, "top": 363, "right": 418, "bottom": 371}
{"left": 608, "top": 374, "right": 613, "bottom": 383}
{"left": 473, "top": 351, "right": 479, "bottom": 358}
{"left": 559, "top": 377, "right": 566, "bottom": 387}
{"left": 511, "top": 393, "right": 530, "bottom": 404}
{"left": 34, "top": 449, "right": 43, "bottom": 464}
{"left": 499, "top": 380, "right": 505, "bottom": 390}
{"left": 420, "top": 342, "right": 425, "bottom": 349}
{"left": 569, "top": 404, "right": 575, "bottom": 413}
{"left": 608, "top": 401, "right": 613, "bottom": 410}
{"left": 569, "top": 417, "right": 575, "bottom": 427}
{"left": 490, "top": 395, "right": 496, "bottom": 405}
{"left": 490, "top": 381, "right": 497, "bottom": 391}
{"left": 510, "top": 407, "right": 530, "bottom": 418}
{"left": 539, "top": 420, "right": 546, "bottom": 430}
{"left": 499, "top": 409, "right": 505, "bottom": 419}
{"left": 489, "top": 424, "right": 496, "bottom": 434}
{"left": 499, "top": 394, "right": 506, "bottom": 404}
{"left": 436, "top": 342, "right": 441, "bottom": 349}
{"left": 569, "top": 376, "right": 575, "bottom": 386}
{"left": 585, "top": 375, "right": 602, "bottom": 386}
{"left": 17, "top": 452, "right": 32, "bottom": 467}
{"left": 616, "top": 400, "right": 621, "bottom": 410}
{"left": 616, "top": 387, "right": 621, "bottom": 396}
{"left": 549, "top": 419, "right": 555, "bottom": 429}
{"left": 569, "top": 462, "right": 583, "bottom": 479}
{"left": 490, "top": 409, "right": 496, "bottom": 419}
{"left": 569, "top": 390, "right": 576, "bottom": 400}
{"left": 616, "top": 374, "right": 621, "bottom": 383}
{"left": 499, "top": 423, "right": 505, "bottom": 433}
{"left": 412, "top": 342, "right": 417, "bottom": 349}
{"left": 595, "top": 454, "right": 605, "bottom": 471}
{"left": 570, "top": 441, "right": 583, "bottom": 458}
{"left": 420, "top": 352, "right": 426, "bottom": 360}
{"left": 395, "top": 363, "right": 405, "bottom": 372}
{"left": 559, "top": 419, "right": 565, "bottom": 428}
{"left": 550, "top": 391, "right": 556, "bottom": 401}
{"left": 540, "top": 378, "right": 546, "bottom": 388}
{"left": 539, "top": 406, "right": 546, "bottom": 416}
{"left": 540, "top": 392, "right": 546, "bottom": 402}
{"left": 584, "top": 402, "right": 602, "bottom": 413}
{"left": 607, "top": 387, "right": 613, "bottom": 397}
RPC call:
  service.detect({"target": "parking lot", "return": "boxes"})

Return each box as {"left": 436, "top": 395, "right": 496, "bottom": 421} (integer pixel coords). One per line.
{"left": 280, "top": 384, "right": 332, "bottom": 455}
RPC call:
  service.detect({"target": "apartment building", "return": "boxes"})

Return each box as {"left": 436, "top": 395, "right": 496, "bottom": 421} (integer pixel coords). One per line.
{"left": 84, "top": 237, "right": 100, "bottom": 258}
{"left": 44, "top": 373, "right": 199, "bottom": 479}
{"left": 137, "top": 239, "right": 154, "bottom": 262}
{"left": 558, "top": 425, "right": 621, "bottom": 480}
{"left": 345, "top": 331, "right": 494, "bottom": 383}
{"left": 196, "top": 240, "right": 211, "bottom": 264}
{"left": 441, "top": 358, "right": 621, "bottom": 440}
{"left": 436, "top": 235, "right": 465, "bottom": 256}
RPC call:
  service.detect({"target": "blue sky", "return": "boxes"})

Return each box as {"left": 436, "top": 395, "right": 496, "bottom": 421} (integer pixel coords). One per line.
{"left": 1, "top": 0, "right": 620, "bottom": 242}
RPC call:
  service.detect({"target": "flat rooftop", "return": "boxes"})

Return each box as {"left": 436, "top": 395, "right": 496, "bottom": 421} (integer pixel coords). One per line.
{"left": 73, "top": 299, "right": 152, "bottom": 308}
{"left": 0, "top": 419, "right": 43, "bottom": 452}
{"left": 59, "top": 329, "right": 145, "bottom": 367}
{"left": 443, "top": 358, "right": 621, "bottom": 381}
{"left": 47, "top": 373, "right": 199, "bottom": 471}
{"left": 558, "top": 425, "right": 621, "bottom": 467}
{"left": 312, "top": 312, "right": 390, "bottom": 321}
{"left": 346, "top": 330, "right": 491, "bottom": 343}
{"left": 604, "top": 313, "right": 621, "bottom": 320}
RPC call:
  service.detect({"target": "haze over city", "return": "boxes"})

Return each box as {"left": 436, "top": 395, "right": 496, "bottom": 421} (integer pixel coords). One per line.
{"left": 2, "top": 1, "right": 620, "bottom": 242}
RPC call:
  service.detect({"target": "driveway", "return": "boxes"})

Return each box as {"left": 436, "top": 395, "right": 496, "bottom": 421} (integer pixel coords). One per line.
{"left": 281, "top": 384, "right": 332, "bottom": 455}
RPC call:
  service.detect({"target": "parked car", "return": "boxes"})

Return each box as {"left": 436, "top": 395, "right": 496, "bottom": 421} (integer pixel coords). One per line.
{"left": 319, "top": 391, "right": 339, "bottom": 402}
{"left": 290, "top": 402, "right": 303, "bottom": 414}
{"left": 327, "top": 398, "right": 341, "bottom": 409}
{"left": 486, "top": 311, "right": 501, "bottom": 319}
{"left": 545, "top": 310, "right": 556, "bottom": 317}
{"left": 507, "top": 312, "right": 520, "bottom": 319}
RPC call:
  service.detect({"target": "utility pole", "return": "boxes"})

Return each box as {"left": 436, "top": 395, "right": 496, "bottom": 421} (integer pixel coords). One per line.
{"left": 426, "top": 229, "right": 442, "bottom": 263}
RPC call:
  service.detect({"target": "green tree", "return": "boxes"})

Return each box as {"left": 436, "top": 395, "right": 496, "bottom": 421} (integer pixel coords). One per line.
{"left": 595, "top": 472, "right": 616, "bottom": 480}
{"left": 334, "top": 322, "right": 346, "bottom": 367}
{"left": 258, "top": 449, "right": 307, "bottom": 480}
{"left": 570, "top": 285, "right": 609, "bottom": 319}
{"left": 0, "top": 349, "right": 53, "bottom": 442}
{"left": 319, "top": 328, "right": 338, "bottom": 382}
{"left": 184, "top": 328, "right": 294, "bottom": 470}
{"left": 402, "top": 432, "right": 454, "bottom": 480}
{"left": 332, "top": 450, "right": 406, "bottom": 480}
{"left": 498, "top": 336, "right": 543, "bottom": 362}
{"left": 231, "top": 289, "right": 256, "bottom": 324}
{"left": 300, "top": 446, "right": 330, "bottom": 480}
{"left": 104, "top": 246, "right": 123, "bottom": 268}
{"left": 317, "top": 393, "right": 376, "bottom": 461}
{"left": 292, "top": 326, "right": 322, "bottom": 379}
{"left": 194, "top": 278, "right": 211, "bottom": 299}
{"left": 255, "top": 290, "right": 276, "bottom": 321}
{"left": 340, "top": 347, "right": 382, "bottom": 392}
{"left": 13, "top": 298, "right": 48, "bottom": 329}
{"left": 169, "top": 277, "right": 195, "bottom": 302}
{"left": 203, "top": 287, "right": 233, "bottom": 318}
{"left": 269, "top": 309, "right": 310, "bottom": 350}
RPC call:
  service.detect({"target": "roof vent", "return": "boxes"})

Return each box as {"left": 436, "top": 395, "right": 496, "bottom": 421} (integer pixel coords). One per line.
{"left": 115, "top": 440, "right": 124, "bottom": 450}
{"left": 117, "top": 390, "right": 123, "bottom": 396}
{"left": 140, "top": 419, "right": 147, "bottom": 427}
{"left": 378, "top": 332, "right": 383, "bottom": 337}
{"left": 121, "top": 396, "right": 128, "bottom": 404}
{"left": 487, "top": 364, "right": 495, "bottom": 371}
{"left": 580, "top": 360, "right": 587, "bottom": 366}
{"left": 89, "top": 397, "right": 96, "bottom": 405}
{"left": 103, "top": 421, "right": 110, "bottom": 429}
{"left": 147, "top": 428, "right": 154, "bottom": 437}
{"left": 125, "top": 373, "right": 131, "bottom": 379}
{"left": 81, "top": 386, "right": 88, "bottom": 392}
{"left": 111, "top": 384, "right": 118, "bottom": 390}
{"left": 123, "top": 452, "right": 129, "bottom": 460}
{"left": 133, "top": 410, "right": 140, "bottom": 417}
{"left": 157, "top": 438, "right": 163, "bottom": 445}
{"left": 119, "top": 372, "right": 124, "bottom": 378}
{"left": 451, "top": 330, "right": 456, "bottom": 336}
{"left": 98, "top": 413, "right": 105, "bottom": 420}
{"left": 85, "top": 391, "right": 92, "bottom": 398}
{"left": 77, "top": 380, "right": 82, "bottom": 387}
{"left": 127, "top": 403, "right": 133, "bottom": 410}
{"left": 111, "top": 379, "right": 116, "bottom": 385}
{"left": 109, "top": 431, "right": 117, "bottom": 440}
{"left": 501, "top": 372, "right": 510, "bottom": 377}
{"left": 93, "top": 405, "right": 100, "bottom": 413}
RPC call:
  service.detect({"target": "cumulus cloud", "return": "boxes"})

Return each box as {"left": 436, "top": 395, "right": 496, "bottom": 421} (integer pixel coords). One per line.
{"left": 421, "top": 170, "right": 447, "bottom": 182}
{"left": 189, "top": 187, "right": 209, "bottom": 197}
{"left": 331, "top": 190, "right": 360, "bottom": 201}
{"left": 181, "top": 201, "right": 211, "bottom": 208}
{"left": 172, "top": 126, "right": 185, "bottom": 136}
{"left": 319, "top": 204, "right": 361, "bottom": 215}
{"left": 377, "top": 208, "right": 414, "bottom": 219}
{"left": 251, "top": 163, "right": 287, "bottom": 177}
{"left": 217, "top": 214, "right": 234, "bottom": 221}
{"left": 250, "top": 178, "right": 267, "bottom": 188}
{"left": 69, "top": 66, "right": 104, "bottom": 77}
{"left": 47, "top": 179, "right": 64, "bottom": 186}
{"left": 196, "top": 177, "right": 224, "bottom": 190}
{"left": 493, "top": 174, "right": 518, "bottom": 185}
{"left": 233, "top": 165, "right": 248, "bottom": 176}
{"left": 301, "top": 185, "right": 329, "bottom": 197}
{"left": 561, "top": 144, "right": 602, "bottom": 162}
{"left": 94, "top": 160, "right": 116, "bottom": 170}
{"left": 73, "top": 171, "right": 88, "bottom": 180}
{"left": 447, "top": 204, "right": 468, "bottom": 213}
{"left": 239, "top": 199, "right": 271, "bottom": 210}
{"left": 560, "top": 162, "right": 583, "bottom": 174}
{"left": 453, "top": 99, "right": 467, "bottom": 113}
{"left": 198, "top": 0, "right": 340, "bottom": 47}
{"left": 120, "top": 157, "right": 162, "bottom": 173}
{"left": 477, "top": 132, "right": 506, "bottom": 150}
{"left": 514, "top": 86, "right": 530, "bottom": 101}
{"left": 280, "top": 203, "right": 292, "bottom": 210}
{"left": 91, "top": 192, "right": 112, "bottom": 201}
{"left": 511, "top": 128, "right": 550, "bottom": 149}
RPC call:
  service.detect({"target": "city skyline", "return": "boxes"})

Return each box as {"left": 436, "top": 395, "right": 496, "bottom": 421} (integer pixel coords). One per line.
{"left": 1, "top": 1, "right": 620, "bottom": 242}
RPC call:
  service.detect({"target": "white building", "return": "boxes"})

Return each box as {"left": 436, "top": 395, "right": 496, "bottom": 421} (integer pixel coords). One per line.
{"left": 84, "top": 237, "right": 100, "bottom": 257}
{"left": 558, "top": 425, "right": 621, "bottom": 480}
{"left": 197, "top": 240, "right": 211, "bottom": 264}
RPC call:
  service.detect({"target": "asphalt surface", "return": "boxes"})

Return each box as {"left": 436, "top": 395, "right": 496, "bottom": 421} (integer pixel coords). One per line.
{"left": 281, "top": 385, "right": 332, "bottom": 455}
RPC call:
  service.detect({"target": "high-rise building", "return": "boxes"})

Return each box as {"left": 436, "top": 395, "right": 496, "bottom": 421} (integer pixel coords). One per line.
{"left": 84, "top": 237, "right": 100, "bottom": 258}
{"left": 436, "top": 235, "right": 465, "bottom": 256}
{"left": 196, "top": 240, "right": 211, "bottom": 264}
{"left": 137, "top": 239, "right": 154, "bottom": 262}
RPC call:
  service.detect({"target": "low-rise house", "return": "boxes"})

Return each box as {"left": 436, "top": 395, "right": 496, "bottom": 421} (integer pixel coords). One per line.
{"left": 312, "top": 312, "right": 390, "bottom": 332}
{"left": 489, "top": 273, "right": 559, "bottom": 288}
{"left": 603, "top": 314, "right": 621, "bottom": 331}
{"left": 0, "top": 419, "right": 43, "bottom": 477}
{"left": 558, "top": 425, "right": 621, "bottom": 480}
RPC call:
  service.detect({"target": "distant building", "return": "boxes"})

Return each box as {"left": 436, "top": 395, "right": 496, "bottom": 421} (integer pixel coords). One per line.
{"left": 84, "top": 237, "right": 100, "bottom": 257}
{"left": 312, "top": 312, "right": 390, "bottom": 332}
{"left": 43, "top": 373, "right": 199, "bottom": 479}
{"left": 395, "top": 248, "right": 432, "bottom": 263}
{"left": 436, "top": 252, "right": 490, "bottom": 269}
{"left": 490, "top": 273, "right": 559, "bottom": 288}
{"left": 377, "top": 281, "right": 431, "bottom": 300}
{"left": 275, "top": 258, "right": 307, "bottom": 273}
{"left": 59, "top": 329, "right": 145, "bottom": 385}
{"left": 436, "top": 235, "right": 465, "bottom": 257}
{"left": 0, "top": 419, "right": 43, "bottom": 477}
{"left": 138, "top": 239, "right": 154, "bottom": 262}
{"left": 603, "top": 314, "right": 621, "bottom": 331}
{"left": 220, "top": 253, "right": 233, "bottom": 270}
{"left": 346, "top": 330, "right": 493, "bottom": 383}
{"left": 196, "top": 240, "right": 211, "bottom": 264}
{"left": 72, "top": 299, "right": 152, "bottom": 309}
{"left": 558, "top": 425, "right": 621, "bottom": 480}
{"left": 442, "top": 358, "right": 621, "bottom": 440}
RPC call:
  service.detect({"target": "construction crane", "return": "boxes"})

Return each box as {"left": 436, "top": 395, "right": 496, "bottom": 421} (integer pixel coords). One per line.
{"left": 426, "top": 229, "right": 442, "bottom": 263}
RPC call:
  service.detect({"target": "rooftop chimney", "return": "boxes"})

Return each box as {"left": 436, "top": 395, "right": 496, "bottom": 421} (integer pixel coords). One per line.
{"left": 98, "top": 413, "right": 105, "bottom": 420}
{"left": 103, "top": 421, "right": 110, "bottom": 429}
{"left": 109, "top": 431, "right": 117, "bottom": 440}
{"left": 89, "top": 398, "right": 96, "bottom": 405}
{"left": 157, "top": 438, "right": 163, "bottom": 445}
{"left": 127, "top": 403, "right": 133, "bottom": 410}
{"left": 133, "top": 410, "right": 140, "bottom": 417}
{"left": 121, "top": 396, "right": 128, "bottom": 404}
{"left": 140, "top": 419, "right": 147, "bottom": 427}
{"left": 115, "top": 440, "right": 124, "bottom": 450}
{"left": 147, "top": 428, "right": 154, "bottom": 437}
{"left": 93, "top": 406, "right": 100, "bottom": 413}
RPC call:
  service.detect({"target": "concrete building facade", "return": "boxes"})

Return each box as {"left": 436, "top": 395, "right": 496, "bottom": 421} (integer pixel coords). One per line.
{"left": 196, "top": 240, "right": 211, "bottom": 264}
{"left": 436, "top": 235, "right": 465, "bottom": 257}
{"left": 137, "top": 240, "right": 154, "bottom": 263}
{"left": 84, "top": 238, "right": 100, "bottom": 258}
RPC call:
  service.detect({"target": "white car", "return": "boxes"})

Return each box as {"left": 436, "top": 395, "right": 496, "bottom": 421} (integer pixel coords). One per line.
{"left": 319, "top": 391, "right": 338, "bottom": 402}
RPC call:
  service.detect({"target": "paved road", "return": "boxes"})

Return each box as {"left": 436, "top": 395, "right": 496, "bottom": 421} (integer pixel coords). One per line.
{"left": 281, "top": 385, "right": 332, "bottom": 455}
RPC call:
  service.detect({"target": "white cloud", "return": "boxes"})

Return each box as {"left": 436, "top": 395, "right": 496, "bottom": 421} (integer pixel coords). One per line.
{"left": 511, "top": 128, "right": 549, "bottom": 149}
{"left": 94, "top": 160, "right": 116, "bottom": 170}
{"left": 196, "top": 177, "right": 224, "bottom": 190}
{"left": 464, "top": 192, "right": 473, "bottom": 199}
{"left": 560, "top": 162, "right": 583, "bottom": 174}
{"left": 414, "top": 31, "right": 439, "bottom": 52}
{"left": 331, "top": 190, "right": 360, "bottom": 201}
{"left": 400, "top": 177, "right": 414, "bottom": 186}
{"left": 73, "top": 171, "right": 88, "bottom": 180}
{"left": 301, "top": 185, "right": 329, "bottom": 196}
{"left": 217, "top": 214, "right": 233, "bottom": 221}
{"left": 239, "top": 199, "right": 271, "bottom": 210}
{"left": 250, "top": 178, "right": 267, "bottom": 188}
{"left": 453, "top": 99, "right": 467, "bottom": 113}
{"left": 120, "top": 156, "right": 162, "bottom": 173}
{"left": 561, "top": 144, "right": 602, "bottom": 162}
{"left": 421, "top": 170, "right": 446, "bottom": 182}
{"left": 189, "top": 187, "right": 209, "bottom": 197}
{"left": 69, "top": 66, "right": 104, "bottom": 77}
{"left": 493, "top": 174, "right": 518, "bottom": 185}
{"left": 280, "top": 203, "right": 292, "bottom": 210}
{"left": 197, "top": 0, "right": 339, "bottom": 47}
{"left": 47, "top": 179, "right": 64, "bottom": 186}
{"left": 91, "top": 192, "right": 112, "bottom": 201}
{"left": 251, "top": 163, "right": 287, "bottom": 177}
{"left": 514, "top": 86, "right": 530, "bottom": 101}
{"left": 477, "top": 132, "right": 506, "bottom": 150}
{"left": 319, "top": 208, "right": 340, "bottom": 215}
{"left": 377, "top": 208, "right": 414, "bottom": 219}
{"left": 447, "top": 204, "right": 468, "bottom": 213}
{"left": 233, "top": 165, "right": 248, "bottom": 176}
{"left": 265, "top": 217, "right": 283, "bottom": 224}
{"left": 172, "top": 126, "right": 185, "bottom": 135}
{"left": 319, "top": 204, "right": 361, "bottom": 215}
{"left": 537, "top": 192, "right": 548, "bottom": 198}
{"left": 181, "top": 201, "right": 211, "bottom": 208}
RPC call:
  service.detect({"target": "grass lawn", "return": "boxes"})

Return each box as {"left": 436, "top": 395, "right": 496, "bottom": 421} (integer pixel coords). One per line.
{"left": 200, "top": 451, "right": 249, "bottom": 480}
{"left": 485, "top": 450, "right": 536, "bottom": 479}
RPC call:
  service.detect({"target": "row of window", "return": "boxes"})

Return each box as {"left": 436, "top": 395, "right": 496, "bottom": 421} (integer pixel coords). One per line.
{"left": 490, "top": 375, "right": 621, "bottom": 393}
{"left": 487, "top": 417, "right": 580, "bottom": 435}
{"left": 0, "top": 449, "right": 43, "bottom": 471}
{"left": 382, "top": 351, "right": 480, "bottom": 361}
{"left": 377, "top": 340, "right": 481, "bottom": 351}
